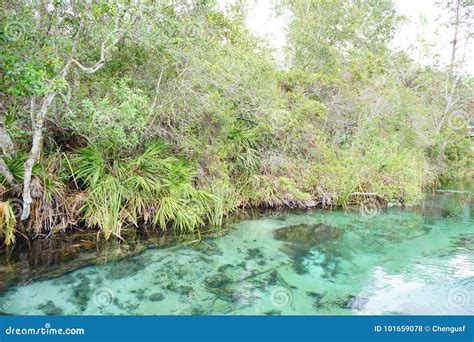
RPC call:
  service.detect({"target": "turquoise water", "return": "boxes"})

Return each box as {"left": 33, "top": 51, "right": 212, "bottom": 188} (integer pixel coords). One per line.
{"left": 0, "top": 185, "right": 473, "bottom": 315}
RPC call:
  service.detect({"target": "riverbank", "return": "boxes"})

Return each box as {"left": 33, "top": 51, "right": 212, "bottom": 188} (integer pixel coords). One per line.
{"left": 1, "top": 0, "right": 472, "bottom": 251}
{"left": 0, "top": 181, "right": 472, "bottom": 315}
{"left": 1, "top": 180, "right": 472, "bottom": 296}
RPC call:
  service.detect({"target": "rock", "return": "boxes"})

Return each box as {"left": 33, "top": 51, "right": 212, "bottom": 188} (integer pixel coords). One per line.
{"left": 106, "top": 258, "right": 146, "bottom": 280}
{"left": 204, "top": 274, "right": 232, "bottom": 288}
{"left": 211, "top": 287, "right": 236, "bottom": 303}
{"left": 37, "top": 300, "right": 64, "bottom": 315}
{"left": 264, "top": 309, "right": 281, "bottom": 315}
{"left": 69, "top": 277, "right": 91, "bottom": 312}
{"left": 191, "top": 307, "right": 206, "bottom": 315}
{"left": 131, "top": 288, "right": 146, "bottom": 301}
{"left": 274, "top": 223, "right": 343, "bottom": 246}
{"left": 149, "top": 293, "right": 165, "bottom": 302}
{"left": 341, "top": 295, "right": 357, "bottom": 309}
{"left": 246, "top": 248, "right": 265, "bottom": 260}
{"left": 217, "top": 264, "right": 235, "bottom": 273}
{"left": 94, "top": 276, "right": 104, "bottom": 285}
{"left": 274, "top": 224, "right": 344, "bottom": 274}
{"left": 164, "top": 283, "right": 193, "bottom": 296}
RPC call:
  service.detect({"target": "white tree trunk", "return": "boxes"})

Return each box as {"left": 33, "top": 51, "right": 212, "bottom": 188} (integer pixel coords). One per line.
{"left": 0, "top": 157, "right": 16, "bottom": 186}
{"left": 21, "top": 92, "right": 56, "bottom": 221}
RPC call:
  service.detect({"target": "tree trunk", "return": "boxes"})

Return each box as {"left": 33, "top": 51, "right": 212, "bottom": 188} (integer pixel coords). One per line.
{"left": 0, "top": 119, "right": 16, "bottom": 157}
{"left": 21, "top": 92, "right": 56, "bottom": 221}
{"left": 0, "top": 157, "right": 16, "bottom": 186}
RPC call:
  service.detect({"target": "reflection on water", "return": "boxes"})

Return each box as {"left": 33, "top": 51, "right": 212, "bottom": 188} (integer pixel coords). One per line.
{"left": 0, "top": 183, "right": 473, "bottom": 315}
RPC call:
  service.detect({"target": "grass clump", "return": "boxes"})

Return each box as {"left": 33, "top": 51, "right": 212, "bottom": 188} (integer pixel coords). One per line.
{"left": 70, "top": 142, "right": 214, "bottom": 239}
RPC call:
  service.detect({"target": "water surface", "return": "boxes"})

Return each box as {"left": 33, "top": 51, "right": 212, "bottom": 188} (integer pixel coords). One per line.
{"left": 0, "top": 183, "right": 473, "bottom": 315}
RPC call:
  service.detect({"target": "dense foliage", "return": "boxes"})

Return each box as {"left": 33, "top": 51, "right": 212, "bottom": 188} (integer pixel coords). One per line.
{"left": 0, "top": 0, "right": 472, "bottom": 244}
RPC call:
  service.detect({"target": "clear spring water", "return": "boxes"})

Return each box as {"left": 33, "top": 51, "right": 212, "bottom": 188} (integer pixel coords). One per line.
{"left": 0, "top": 184, "right": 473, "bottom": 315}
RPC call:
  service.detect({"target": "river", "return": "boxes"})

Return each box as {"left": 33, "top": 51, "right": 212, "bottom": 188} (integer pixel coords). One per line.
{"left": 0, "top": 182, "right": 472, "bottom": 315}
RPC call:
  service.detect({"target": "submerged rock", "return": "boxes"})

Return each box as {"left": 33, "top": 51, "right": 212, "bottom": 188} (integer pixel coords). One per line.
{"left": 69, "top": 277, "right": 91, "bottom": 312}
{"left": 191, "top": 307, "right": 206, "bottom": 315}
{"left": 307, "top": 291, "right": 325, "bottom": 309}
{"left": 246, "top": 248, "right": 265, "bottom": 260}
{"left": 37, "top": 300, "right": 64, "bottom": 315}
{"left": 274, "top": 224, "right": 344, "bottom": 275}
{"left": 204, "top": 274, "right": 232, "bottom": 288}
{"left": 131, "top": 288, "right": 146, "bottom": 301}
{"left": 52, "top": 273, "right": 76, "bottom": 286}
{"left": 106, "top": 258, "right": 146, "bottom": 280}
{"left": 149, "top": 293, "right": 165, "bottom": 302}
{"left": 212, "top": 287, "right": 236, "bottom": 302}
{"left": 164, "top": 283, "right": 193, "bottom": 296}
{"left": 264, "top": 309, "right": 281, "bottom": 315}
{"left": 274, "top": 224, "right": 343, "bottom": 246}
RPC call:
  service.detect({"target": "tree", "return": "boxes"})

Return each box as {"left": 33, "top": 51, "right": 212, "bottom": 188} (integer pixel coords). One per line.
{"left": 1, "top": 1, "right": 143, "bottom": 221}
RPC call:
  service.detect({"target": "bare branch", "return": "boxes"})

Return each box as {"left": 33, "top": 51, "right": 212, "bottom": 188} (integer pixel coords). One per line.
{"left": 71, "top": 42, "right": 107, "bottom": 73}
